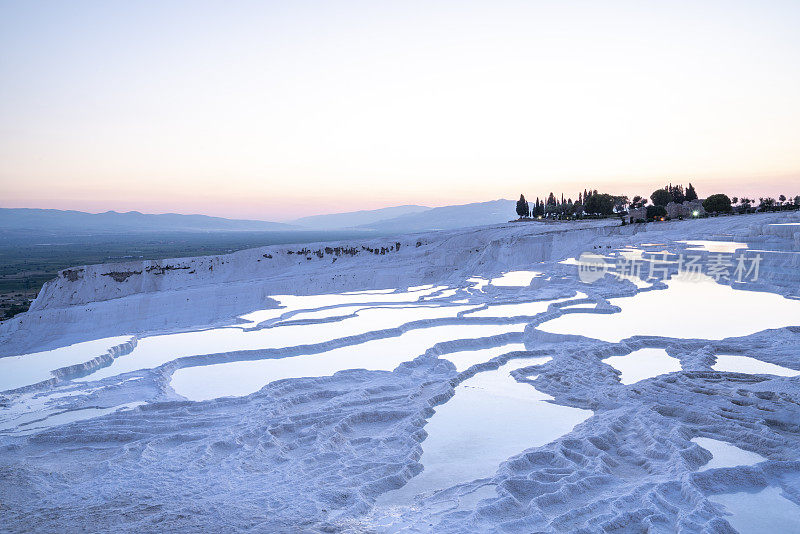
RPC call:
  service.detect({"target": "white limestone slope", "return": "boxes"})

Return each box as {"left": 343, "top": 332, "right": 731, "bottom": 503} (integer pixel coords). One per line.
{"left": 8, "top": 212, "right": 798, "bottom": 356}
{"left": 1, "top": 218, "right": 622, "bottom": 355}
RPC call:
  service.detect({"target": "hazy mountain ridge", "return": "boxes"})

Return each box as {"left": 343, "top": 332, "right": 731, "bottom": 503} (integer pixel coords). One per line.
{"left": 356, "top": 199, "right": 516, "bottom": 232}
{"left": 0, "top": 208, "right": 295, "bottom": 233}
{"left": 1, "top": 201, "right": 517, "bottom": 236}
{"left": 290, "top": 205, "right": 430, "bottom": 229}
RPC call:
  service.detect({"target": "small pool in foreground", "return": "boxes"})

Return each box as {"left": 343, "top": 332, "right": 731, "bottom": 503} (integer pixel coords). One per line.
{"left": 712, "top": 355, "right": 800, "bottom": 377}
{"left": 710, "top": 486, "right": 800, "bottom": 533}
{"left": 376, "top": 357, "right": 591, "bottom": 507}
{"left": 691, "top": 437, "right": 766, "bottom": 471}
{"left": 603, "top": 348, "right": 682, "bottom": 385}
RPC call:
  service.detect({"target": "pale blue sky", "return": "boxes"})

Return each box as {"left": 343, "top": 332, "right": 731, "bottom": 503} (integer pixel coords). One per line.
{"left": 1, "top": 1, "right": 799, "bottom": 219}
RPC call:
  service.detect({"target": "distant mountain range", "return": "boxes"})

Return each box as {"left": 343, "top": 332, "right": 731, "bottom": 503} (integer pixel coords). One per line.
{"left": 0, "top": 200, "right": 515, "bottom": 235}
{"left": 289, "top": 205, "right": 430, "bottom": 229}
{"left": 355, "top": 199, "right": 515, "bottom": 232}
{"left": 0, "top": 208, "right": 296, "bottom": 233}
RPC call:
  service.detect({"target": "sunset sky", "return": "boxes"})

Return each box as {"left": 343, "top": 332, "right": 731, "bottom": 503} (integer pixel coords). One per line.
{"left": 1, "top": 1, "right": 799, "bottom": 220}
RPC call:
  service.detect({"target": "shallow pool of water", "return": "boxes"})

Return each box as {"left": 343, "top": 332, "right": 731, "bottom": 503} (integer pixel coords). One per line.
{"left": 468, "top": 277, "right": 489, "bottom": 292}
{"left": 88, "top": 303, "right": 477, "bottom": 381}
{"left": 466, "top": 295, "right": 580, "bottom": 319}
{"left": 539, "top": 275, "right": 800, "bottom": 342}
{"left": 490, "top": 271, "right": 541, "bottom": 287}
{"left": 709, "top": 486, "right": 800, "bottom": 533}
{"left": 613, "top": 273, "right": 652, "bottom": 289}
{"left": 8, "top": 402, "right": 144, "bottom": 435}
{"left": 423, "top": 288, "right": 460, "bottom": 300}
{"left": 713, "top": 355, "right": 800, "bottom": 377}
{"left": 692, "top": 437, "right": 766, "bottom": 471}
{"left": 171, "top": 323, "right": 525, "bottom": 401}
{"left": 342, "top": 288, "right": 399, "bottom": 295}
{"left": 376, "top": 357, "right": 591, "bottom": 506}
{"left": 0, "top": 336, "right": 132, "bottom": 392}
{"left": 275, "top": 302, "right": 446, "bottom": 324}
{"left": 443, "top": 343, "right": 528, "bottom": 372}
{"left": 679, "top": 240, "right": 749, "bottom": 253}
{"left": 408, "top": 284, "right": 435, "bottom": 291}
{"left": 602, "top": 349, "right": 682, "bottom": 384}
{"left": 238, "top": 286, "right": 447, "bottom": 326}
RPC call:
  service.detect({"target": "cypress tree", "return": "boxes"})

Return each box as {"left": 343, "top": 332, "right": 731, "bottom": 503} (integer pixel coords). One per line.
{"left": 685, "top": 183, "right": 698, "bottom": 201}
{"left": 516, "top": 194, "right": 530, "bottom": 218}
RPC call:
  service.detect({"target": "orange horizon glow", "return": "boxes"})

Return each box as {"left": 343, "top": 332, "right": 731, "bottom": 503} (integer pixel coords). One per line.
{"left": 2, "top": 170, "right": 796, "bottom": 222}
